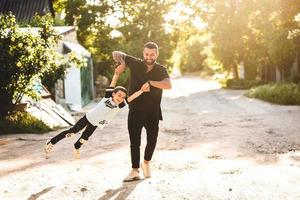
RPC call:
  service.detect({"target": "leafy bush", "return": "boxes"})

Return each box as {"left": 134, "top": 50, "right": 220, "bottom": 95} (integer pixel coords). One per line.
{"left": 245, "top": 82, "right": 300, "bottom": 105}
{"left": 0, "top": 111, "right": 52, "bottom": 134}
{"left": 0, "top": 13, "right": 86, "bottom": 117}
{"left": 290, "top": 73, "right": 300, "bottom": 84}
{"left": 226, "top": 79, "right": 264, "bottom": 89}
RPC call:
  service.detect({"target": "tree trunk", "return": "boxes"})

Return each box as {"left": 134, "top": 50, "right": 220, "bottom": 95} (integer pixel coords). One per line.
{"left": 296, "top": 51, "right": 300, "bottom": 77}
{"left": 232, "top": 63, "right": 239, "bottom": 79}
{"left": 275, "top": 67, "right": 282, "bottom": 82}
{"left": 0, "top": 91, "right": 14, "bottom": 118}
{"left": 0, "top": 98, "right": 10, "bottom": 118}
{"left": 266, "top": 63, "right": 276, "bottom": 82}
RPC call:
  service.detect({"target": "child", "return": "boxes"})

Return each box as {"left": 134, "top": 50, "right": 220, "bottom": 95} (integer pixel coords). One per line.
{"left": 44, "top": 66, "right": 147, "bottom": 158}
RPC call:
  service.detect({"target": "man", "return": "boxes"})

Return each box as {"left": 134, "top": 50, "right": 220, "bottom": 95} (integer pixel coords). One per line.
{"left": 112, "top": 42, "right": 172, "bottom": 182}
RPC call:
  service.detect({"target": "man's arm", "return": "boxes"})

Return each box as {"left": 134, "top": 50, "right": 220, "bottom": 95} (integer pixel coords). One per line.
{"left": 113, "top": 51, "right": 143, "bottom": 74}
{"left": 142, "top": 78, "right": 172, "bottom": 90}
{"left": 112, "top": 51, "right": 126, "bottom": 65}
{"left": 112, "top": 51, "right": 127, "bottom": 74}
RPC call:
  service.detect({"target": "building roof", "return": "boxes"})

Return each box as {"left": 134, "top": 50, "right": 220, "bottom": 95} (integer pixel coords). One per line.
{"left": 19, "top": 26, "right": 75, "bottom": 36}
{"left": 63, "top": 41, "right": 91, "bottom": 57}
{"left": 0, "top": 0, "right": 54, "bottom": 22}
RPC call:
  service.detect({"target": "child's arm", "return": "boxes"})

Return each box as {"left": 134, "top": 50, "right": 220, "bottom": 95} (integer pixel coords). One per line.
{"left": 104, "top": 66, "right": 122, "bottom": 98}
{"left": 110, "top": 72, "right": 119, "bottom": 87}
{"left": 127, "top": 89, "right": 143, "bottom": 103}
{"left": 126, "top": 82, "right": 150, "bottom": 103}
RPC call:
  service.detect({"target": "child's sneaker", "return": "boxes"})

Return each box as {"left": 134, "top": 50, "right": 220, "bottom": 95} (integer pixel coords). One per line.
{"left": 44, "top": 140, "right": 54, "bottom": 156}
{"left": 79, "top": 138, "right": 87, "bottom": 144}
{"left": 74, "top": 148, "right": 80, "bottom": 159}
{"left": 65, "top": 133, "right": 74, "bottom": 138}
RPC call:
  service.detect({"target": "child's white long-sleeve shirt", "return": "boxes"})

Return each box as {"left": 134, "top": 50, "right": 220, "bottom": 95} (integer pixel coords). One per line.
{"left": 85, "top": 87, "right": 126, "bottom": 127}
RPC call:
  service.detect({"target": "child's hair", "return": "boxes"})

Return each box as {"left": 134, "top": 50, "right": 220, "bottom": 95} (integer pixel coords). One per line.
{"left": 113, "top": 86, "right": 128, "bottom": 96}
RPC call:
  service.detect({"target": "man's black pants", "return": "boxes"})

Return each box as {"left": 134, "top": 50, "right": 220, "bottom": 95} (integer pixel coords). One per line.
{"left": 50, "top": 115, "right": 97, "bottom": 149}
{"left": 128, "top": 111, "right": 159, "bottom": 168}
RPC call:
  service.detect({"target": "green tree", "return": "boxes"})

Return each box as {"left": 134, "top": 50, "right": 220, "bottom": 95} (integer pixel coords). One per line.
{"left": 64, "top": 0, "right": 116, "bottom": 62}
{"left": 62, "top": 0, "right": 177, "bottom": 86}
{"left": 64, "top": 0, "right": 120, "bottom": 79}
{"left": 249, "top": 0, "right": 298, "bottom": 81}
{"left": 176, "top": 35, "right": 208, "bottom": 73}
{"left": 194, "top": 0, "right": 299, "bottom": 81}
{"left": 116, "top": 0, "right": 175, "bottom": 68}
{"left": 203, "top": 0, "right": 256, "bottom": 79}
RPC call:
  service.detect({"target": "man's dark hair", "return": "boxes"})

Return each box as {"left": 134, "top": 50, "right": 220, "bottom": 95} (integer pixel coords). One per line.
{"left": 144, "top": 42, "right": 159, "bottom": 52}
{"left": 113, "top": 86, "right": 128, "bottom": 96}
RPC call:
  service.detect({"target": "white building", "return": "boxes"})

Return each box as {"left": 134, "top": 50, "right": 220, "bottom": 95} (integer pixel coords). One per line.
{"left": 54, "top": 26, "right": 94, "bottom": 111}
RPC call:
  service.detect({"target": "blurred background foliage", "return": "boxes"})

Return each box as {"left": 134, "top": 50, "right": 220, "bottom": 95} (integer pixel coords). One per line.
{"left": 49, "top": 0, "right": 300, "bottom": 85}
{"left": 4, "top": 0, "right": 300, "bottom": 99}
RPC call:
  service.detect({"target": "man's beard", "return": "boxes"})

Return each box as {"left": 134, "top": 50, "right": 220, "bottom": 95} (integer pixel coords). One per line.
{"left": 144, "top": 59, "right": 156, "bottom": 65}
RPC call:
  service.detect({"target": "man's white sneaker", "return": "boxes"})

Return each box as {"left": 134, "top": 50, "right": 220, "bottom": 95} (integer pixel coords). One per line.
{"left": 74, "top": 149, "right": 80, "bottom": 159}
{"left": 141, "top": 162, "right": 151, "bottom": 178}
{"left": 123, "top": 169, "right": 141, "bottom": 182}
{"left": 44, "top": 140, "right": 54, "bottom": 156}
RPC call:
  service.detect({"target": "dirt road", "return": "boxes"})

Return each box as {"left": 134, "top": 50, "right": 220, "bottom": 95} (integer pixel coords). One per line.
{"left": 1, "top": 76, "right": 300, "bottom": 200}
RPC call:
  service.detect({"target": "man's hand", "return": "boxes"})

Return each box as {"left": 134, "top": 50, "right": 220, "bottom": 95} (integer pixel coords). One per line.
{"left": 115, "top": 64, "right": 126, "bottom": 75}
{"left": 112, "top": 51, "right": 126, "bottom": 65}
{"left": 145, "top": 78, "right": 172, "bottom": 90}
{"left": 141, "top": 82, "right": 150, "bottom": 92}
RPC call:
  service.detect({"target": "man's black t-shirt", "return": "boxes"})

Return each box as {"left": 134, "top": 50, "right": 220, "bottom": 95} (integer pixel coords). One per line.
{"left": 125, "top": 55, "right": 169, "bottom": 120}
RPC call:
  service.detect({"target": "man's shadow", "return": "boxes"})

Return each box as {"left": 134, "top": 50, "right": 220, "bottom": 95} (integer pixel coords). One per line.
{"left": 98, "top": 179, "right": 145, "bottom": 200}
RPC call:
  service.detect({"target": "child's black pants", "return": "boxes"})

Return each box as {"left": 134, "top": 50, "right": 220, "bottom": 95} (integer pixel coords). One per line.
{"left": 50, "top": 115, "right": 97, "bottom": 149}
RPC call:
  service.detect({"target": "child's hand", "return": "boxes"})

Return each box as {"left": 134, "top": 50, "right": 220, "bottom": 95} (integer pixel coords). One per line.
{"left": 115, "top": 64, "right": 125, "bottom": 75}
{"left": 141, "top": 82, "right": 150, "bottom": 92}
{"left": 114, "top": 70, "right": 120, "bottom": 76}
